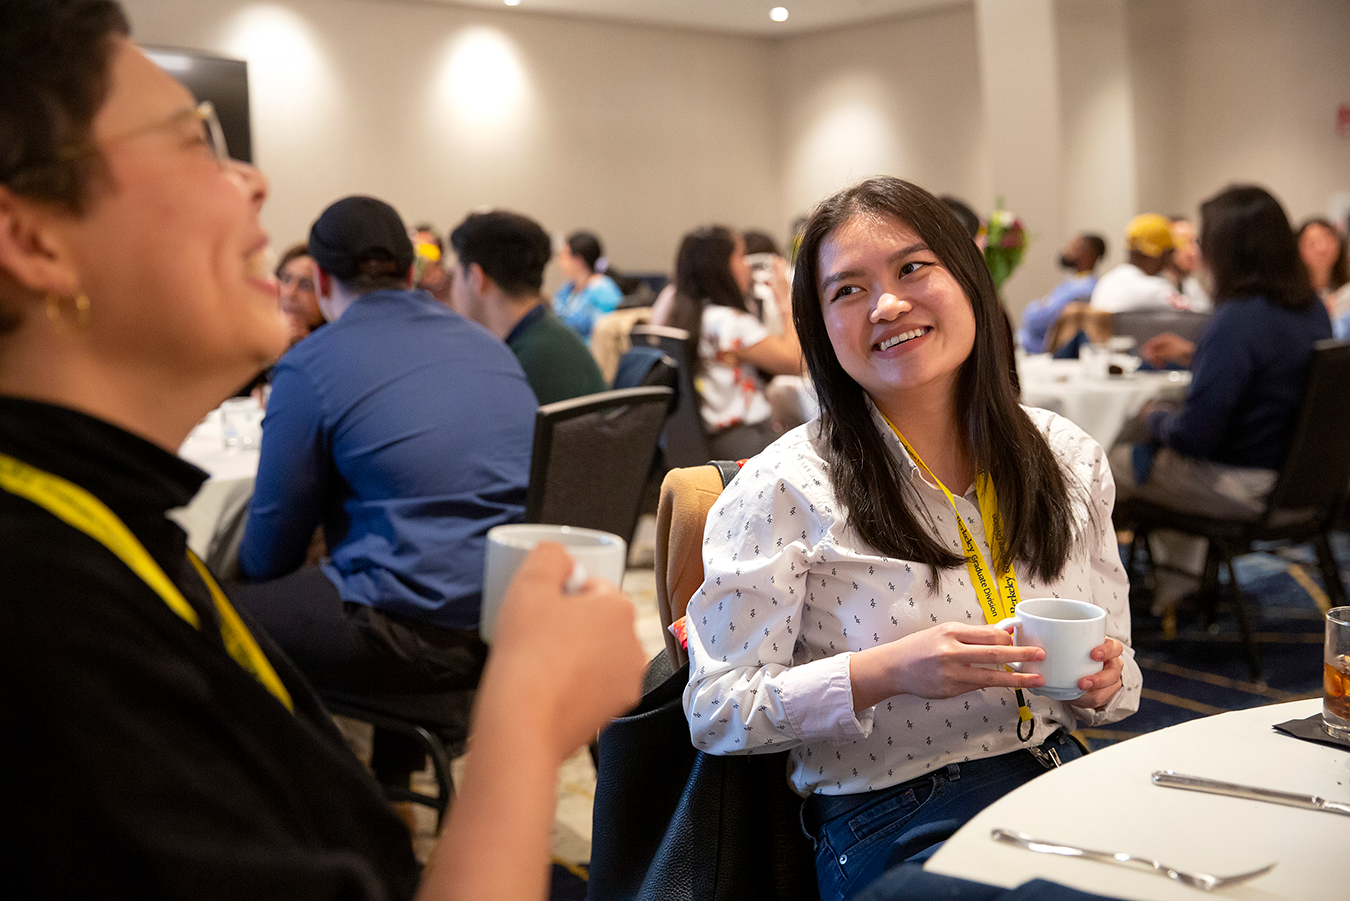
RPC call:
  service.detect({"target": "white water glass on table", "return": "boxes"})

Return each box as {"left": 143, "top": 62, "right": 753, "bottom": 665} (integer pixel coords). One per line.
{"left": 1078, "top": 343, "right": 1111, "bottom": 379}
{"left": 479, "top": 524, "right": 627, "bottom": 641}
{"left": 219, "top": 397, "right": 262, "bottom": 450}
{"left": 995, "top": 598, "right": 1106, "bottom": 700}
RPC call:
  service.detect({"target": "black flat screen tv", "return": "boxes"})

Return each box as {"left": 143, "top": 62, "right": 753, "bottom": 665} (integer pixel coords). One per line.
{"left": 144, "top": 46, "right": 252, "bottom": 164}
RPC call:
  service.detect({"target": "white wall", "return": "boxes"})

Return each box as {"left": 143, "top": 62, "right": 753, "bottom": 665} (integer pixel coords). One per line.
{"left": 772, "top": 5, "right": 990, "bottom": 229}
{"left": 119, "top": 0, "right": 1350, "bottom": 303}
{"left": 121, "top": 0, "right": 783, "bottom": 280}
{"left": 1057, "top": 0, "right": 1137, "bottom": 269}
{"left": 1165, "top": 0, "right": 1350, "bottom": 226}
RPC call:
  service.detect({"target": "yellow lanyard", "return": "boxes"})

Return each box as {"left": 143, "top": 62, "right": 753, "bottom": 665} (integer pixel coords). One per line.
{"left": 881, "top": 417, "right": 1034, "bottom": 740}
{"left": 0, "top": 452, "right": 293, "bottom": 712}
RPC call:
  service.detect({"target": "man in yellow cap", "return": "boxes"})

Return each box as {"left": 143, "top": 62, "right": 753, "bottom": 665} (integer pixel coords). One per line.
{"left": 1089, "top": 213, "right": 1188, "bottom": 313}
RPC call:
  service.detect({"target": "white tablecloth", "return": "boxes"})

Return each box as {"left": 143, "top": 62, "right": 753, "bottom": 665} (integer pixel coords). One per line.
{"left": 1018, "top": 355, "right": 1190, "bottom": 448}
{"left": 926, "top": 698, "right": 1348, "bottom": 900}
{"left": 780, "top": 358, "right": 1188, "bottom": 451}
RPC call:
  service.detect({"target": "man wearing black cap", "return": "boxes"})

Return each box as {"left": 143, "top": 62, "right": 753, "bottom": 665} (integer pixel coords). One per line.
{"left": 233, "top": 196, "right": 536, "bottom": 778}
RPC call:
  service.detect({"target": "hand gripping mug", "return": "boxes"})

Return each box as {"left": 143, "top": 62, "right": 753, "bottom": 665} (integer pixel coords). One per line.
{"left": 995, "top": 598, "right": 1106, "bottom": 700}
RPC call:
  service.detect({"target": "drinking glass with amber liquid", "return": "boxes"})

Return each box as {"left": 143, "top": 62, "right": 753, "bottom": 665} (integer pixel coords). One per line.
{"left": 1325, "top": 606, "right": 1350, "bottom": 740}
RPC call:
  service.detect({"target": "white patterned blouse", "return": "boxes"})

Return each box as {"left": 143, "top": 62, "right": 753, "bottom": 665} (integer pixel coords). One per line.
{"left": 682, "top": 404, "right": 1141, "bottom": 797}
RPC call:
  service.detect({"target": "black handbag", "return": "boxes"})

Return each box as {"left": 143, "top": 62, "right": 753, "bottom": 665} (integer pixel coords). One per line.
{"left": 586, "top": 653, "right": 820, "bottom": 901}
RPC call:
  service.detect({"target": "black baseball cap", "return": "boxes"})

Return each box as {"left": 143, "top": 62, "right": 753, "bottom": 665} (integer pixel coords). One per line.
{"left": 308, "top": 195, "right": 415, "bottom": 281}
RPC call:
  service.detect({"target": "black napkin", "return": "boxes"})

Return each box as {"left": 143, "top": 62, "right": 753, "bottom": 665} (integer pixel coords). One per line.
{"left": 1273, "top": 713, "right": 1350, "bottom": 751}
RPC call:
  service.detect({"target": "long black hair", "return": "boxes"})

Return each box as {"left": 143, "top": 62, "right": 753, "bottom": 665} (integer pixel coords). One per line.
{"left": 792, "top": 177, "right": 1078, "bottom": 582}
{"left": 1200, "top": 186, "right": 1314, "bottom": 312}
{"left": 667, "top": 226, "right": 748, "bottom": 376}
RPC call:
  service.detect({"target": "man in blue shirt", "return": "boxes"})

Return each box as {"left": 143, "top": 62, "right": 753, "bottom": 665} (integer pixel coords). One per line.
{"left": 233, "top": 196, "right": 536, "bottom": 778}
{"left": 1016, "top": 233, "right": 1107, "bottom": 353}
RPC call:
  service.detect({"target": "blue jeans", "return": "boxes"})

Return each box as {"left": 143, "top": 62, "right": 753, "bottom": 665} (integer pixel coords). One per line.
{"left": 804, "top": 730, "right": 1084, "bottom": 901}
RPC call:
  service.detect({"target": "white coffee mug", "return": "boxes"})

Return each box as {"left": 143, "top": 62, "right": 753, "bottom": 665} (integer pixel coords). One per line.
{"left": 995, "top": 598, "right": 1106, "bottom": 700}
{"left": 479, "top": 523, "right": 627, "bottom": 641}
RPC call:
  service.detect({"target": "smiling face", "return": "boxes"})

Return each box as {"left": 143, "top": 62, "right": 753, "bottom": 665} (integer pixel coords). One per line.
{"left": 48, "top": 38, "right": 286, "bottom": 383}
{"left": 817, "top": 212, "right": 975, "bottom": 418}
{"left": 1299, "top": 222, "right": 1342, "bottom": 286}
{"left": 277, "top": 253, "right": 323, "bottom": 342}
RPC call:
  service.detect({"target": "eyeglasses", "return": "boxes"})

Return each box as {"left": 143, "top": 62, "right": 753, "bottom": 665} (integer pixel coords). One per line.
{"left": 278, "top": 272, "right": 316, "bottom": 293}
{"left": 4, "top": 101, "right": 230, "bottom": 185}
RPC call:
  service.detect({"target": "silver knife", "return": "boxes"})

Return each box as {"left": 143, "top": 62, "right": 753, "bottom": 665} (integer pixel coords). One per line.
{"left": 1152, "top": 770, "right": 1350, "bottom": 816}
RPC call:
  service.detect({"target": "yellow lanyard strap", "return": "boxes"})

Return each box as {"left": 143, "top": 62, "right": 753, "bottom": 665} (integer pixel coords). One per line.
{"left": 881, "top": 418, "right": 1034, "bottom": 740}
{"left": 0, "top": 452, "right": 293, "bottom": 712}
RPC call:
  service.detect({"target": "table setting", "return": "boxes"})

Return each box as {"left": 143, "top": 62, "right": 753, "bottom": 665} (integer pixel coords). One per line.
{"left": 924, "top": 605, "right": 1350, "bottom": 899}
{"left": 1017, "top": 349, "right": 1190, "bottom": 449}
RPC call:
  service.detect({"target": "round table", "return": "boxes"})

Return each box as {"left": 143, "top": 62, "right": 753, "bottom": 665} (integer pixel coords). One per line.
{"left": 924, "top": 698, "right": 1348, "bottom": 900}
{"left": 1017, "top": 355, "right": 1190, "bottom": 448}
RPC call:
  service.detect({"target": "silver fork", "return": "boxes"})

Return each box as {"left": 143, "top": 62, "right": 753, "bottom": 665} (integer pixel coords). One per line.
{"left": 991, "top": 828, "right": 1277, "bottom": 892}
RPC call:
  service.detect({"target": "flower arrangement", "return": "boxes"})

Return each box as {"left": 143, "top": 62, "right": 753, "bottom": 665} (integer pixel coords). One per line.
{"left": 981, "top": 199, "right": 1027, "bottom": 292}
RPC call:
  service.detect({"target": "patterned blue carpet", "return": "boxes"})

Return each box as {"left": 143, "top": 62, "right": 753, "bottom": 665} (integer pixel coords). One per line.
{"left": 1078, "top": 533, "right": 1336, "bottom": 749}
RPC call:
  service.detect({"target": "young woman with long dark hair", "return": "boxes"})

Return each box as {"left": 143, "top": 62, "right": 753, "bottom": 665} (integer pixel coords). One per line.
{"left": 1113, "top": 186, "right": 1332, "bottom": 613}
{"left": 682, "top": 177, "right": 1138, "bottom": 901}
{"left": 665, "top": 225, "right": 802, "bottom": 458}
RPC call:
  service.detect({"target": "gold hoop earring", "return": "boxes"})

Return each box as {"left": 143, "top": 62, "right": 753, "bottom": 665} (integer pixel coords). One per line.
{"left": 44, "top": 291, "right": 91, "bottom": 329}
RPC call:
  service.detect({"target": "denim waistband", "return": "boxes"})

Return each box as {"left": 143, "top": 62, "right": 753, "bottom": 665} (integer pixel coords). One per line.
{"left": 801, "top": 728, "right": 1080, "bottom": 838}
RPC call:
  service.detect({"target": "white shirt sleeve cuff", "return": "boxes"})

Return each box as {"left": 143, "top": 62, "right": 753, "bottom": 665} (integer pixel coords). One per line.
{"left": 779, "top": 652, "right": 874, "bottom": 741}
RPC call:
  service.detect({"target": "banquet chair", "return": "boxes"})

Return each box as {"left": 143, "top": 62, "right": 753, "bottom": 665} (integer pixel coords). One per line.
{"left": 591, "top": 306, "right": 654, "bottom": 384}
{"left": 525, "top": 386, "right": 674, "bottom": 549}
{"left": 587, "top": 460, "right": 819, "bottom": 901}
{"left": 321, "top": 688, "right": 467, "bottom": 825}
{"left": 628, "top": 325, "right": 713, "bottom": 469}
{"left": 654, "top": 460, "right": 743, "bottom": 667}
{"left": 612, "top": 344, "right": 677, "bottom": 395}
{"left": 1044, "top": 303, "right": 1112, "bottom": 354}
{"left": 1117, "top": 339, "right": 1350, "bottom": 678}
{"left": 1110, "top": 309, "right": 1209, "bottom": 348}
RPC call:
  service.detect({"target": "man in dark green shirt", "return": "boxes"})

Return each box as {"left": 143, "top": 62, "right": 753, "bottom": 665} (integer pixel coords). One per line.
{"left": 449, "top": 211, "right": 607, "bottom": 404}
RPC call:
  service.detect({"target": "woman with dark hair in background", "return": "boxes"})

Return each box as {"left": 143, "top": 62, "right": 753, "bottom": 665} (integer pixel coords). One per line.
{"left": 682, "top": 177, "right": 1137, "bottom": 901}
{"left": 552, "top": 229, "right": 622, "bottom": 340}
{"left": 665, "top": 225, "right": 802, "bottom": 458}
{"left": 1296, "top": 216, "right": 1350, "bottom": 330}
{"left": 275, "top": 242, "right": 325, "bottom": 345}
{"left": 0, "top": 2, "right": 643, "bottom": 897}
{"left": 1114, "top": 186, "right": 1331, "bottom": 614}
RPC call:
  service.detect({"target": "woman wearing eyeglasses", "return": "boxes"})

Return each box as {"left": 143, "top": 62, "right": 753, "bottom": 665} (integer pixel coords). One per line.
{"left": 275, "top": 242, "right": 326, "bottom": 345}
{"left": 0, "top": 2, "right": 643, "bottom": 898}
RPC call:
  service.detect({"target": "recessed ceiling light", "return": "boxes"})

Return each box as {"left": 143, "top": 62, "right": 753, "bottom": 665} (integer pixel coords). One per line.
{"left": 770, "top": 7, "right": 789, "bottom": 22}
{"left": 504, "top": 0, "right": 521, "bottom": 6}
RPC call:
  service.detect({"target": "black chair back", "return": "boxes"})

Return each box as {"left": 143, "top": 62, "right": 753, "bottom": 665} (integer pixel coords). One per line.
{"left": 1111, "top": 309, "right": 1210, "bottom": 346}
{"left": 629, "top": 324, "right": 712, "bottom": 469}
{"left": 613, "top": 344, "right": 677, "bottom": 398}
{"left": 1261, "top": 339, "right": 1350, "bottom": 535}
{"left": 525, "top": 386, "right": 674, "bottom": 547}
